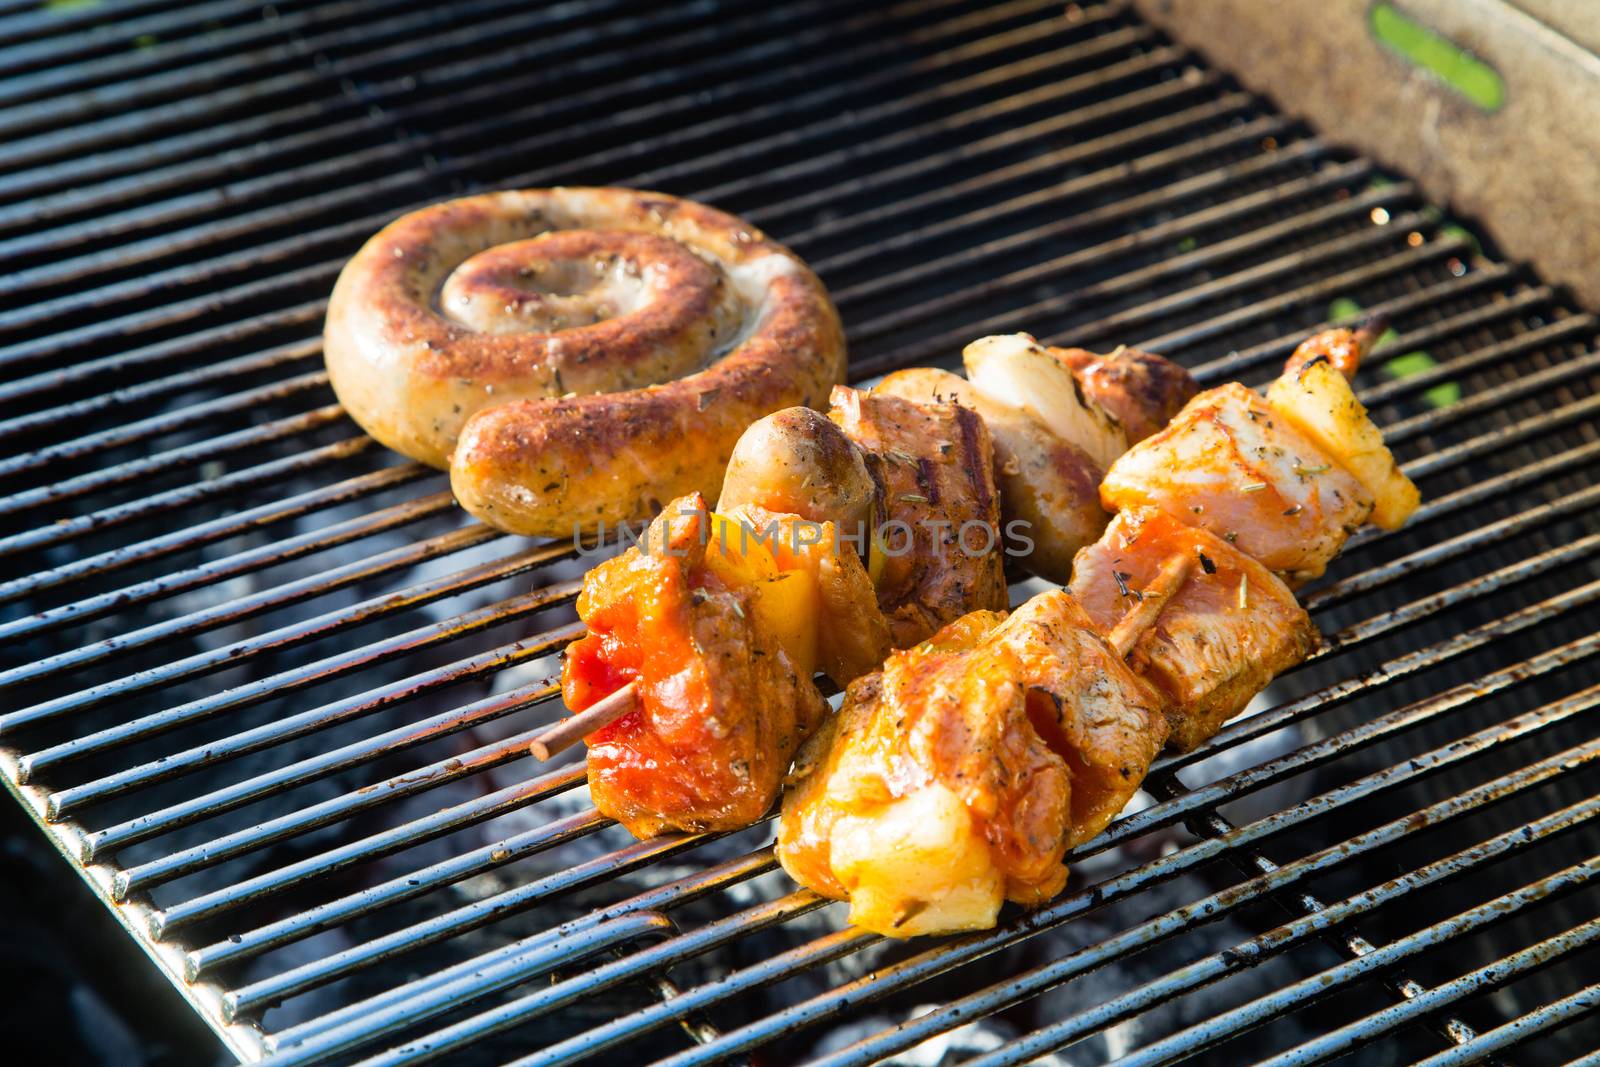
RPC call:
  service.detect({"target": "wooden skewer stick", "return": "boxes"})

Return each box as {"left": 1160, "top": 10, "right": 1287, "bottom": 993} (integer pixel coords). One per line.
{"left": 529, "top": 680, "right": 639, "bottom": 761}
{"left": 1108, "top": 553, "right": 1194, "bottom": 659}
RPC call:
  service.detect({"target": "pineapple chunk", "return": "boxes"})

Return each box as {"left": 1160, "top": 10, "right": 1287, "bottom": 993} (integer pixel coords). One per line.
{"left": 702, "top": 512, "right": 819, "bottom": 677}
{"left": 702, "top": 512, "right": 780, "bottom": 584}
{"left": 1266, "top": 360, "right": 1420, "bottom": 530}
{"left": 829, "top": 783, "right": 1004, "bottom": 938}
{"left": 754, "top": 571, "right": 818, "bottom": 680}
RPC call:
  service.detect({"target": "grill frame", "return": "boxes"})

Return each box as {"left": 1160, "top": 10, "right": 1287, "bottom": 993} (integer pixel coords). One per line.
{"left": 2, "top": 0, "right": 1598, "bottom": 1063}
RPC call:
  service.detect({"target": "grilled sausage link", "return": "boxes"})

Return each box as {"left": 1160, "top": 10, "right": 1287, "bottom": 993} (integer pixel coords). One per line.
{"left": 324, "top": 187, "right": 846, "bottom": 536}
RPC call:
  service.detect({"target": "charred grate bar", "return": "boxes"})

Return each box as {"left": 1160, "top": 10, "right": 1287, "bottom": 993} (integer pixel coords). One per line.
{"left": 1, "top": 0, "right": 1598, "bottom": 1063}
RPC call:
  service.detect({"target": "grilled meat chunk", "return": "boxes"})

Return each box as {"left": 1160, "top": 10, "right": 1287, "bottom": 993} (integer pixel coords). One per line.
{"left": 830, "top": 384, "right": 1008, "bottom": 647}
{"left": 1100, "top": 382, "right": 1373, "bottom": 585}
{"left": 1048, "top": 343, "right": 1201, "bottom": 444}
{"left": 560, "top": 495, "right": 828, "bottom": 838}
{"left": 777, "top": 591, "right": 1166, "bottom": 938}
{"left": 874, "top": 366, "right": 1105, "bottom": 585}
{"left": 1071, "top": 507, "right": 1317, "bottom": 750}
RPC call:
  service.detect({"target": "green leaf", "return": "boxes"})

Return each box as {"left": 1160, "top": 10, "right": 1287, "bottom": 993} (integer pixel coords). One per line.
{"left": 1328, "top": 297, "right": 1365, "bottom": 323}
{"left": 1329, "top": 298, "right": 1458, "bottom": 409}
{"left": 46, "top": 0, "right": 102, "bottom": 10}
{"left": 1381, "top": 350, "right": 1461, "bottom": 409}
{"left": 1439, "top": 223, "right": 1483, "bottom": 257}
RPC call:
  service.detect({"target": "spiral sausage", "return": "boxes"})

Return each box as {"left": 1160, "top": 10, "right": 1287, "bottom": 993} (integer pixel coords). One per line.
{"left": 324, "top": 187, "right": 846, "bottom": 536}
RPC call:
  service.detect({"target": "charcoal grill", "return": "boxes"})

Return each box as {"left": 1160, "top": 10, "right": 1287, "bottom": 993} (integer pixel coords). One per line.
{"left": 2, "top": 0, "right": 1598, "bottom": 1063}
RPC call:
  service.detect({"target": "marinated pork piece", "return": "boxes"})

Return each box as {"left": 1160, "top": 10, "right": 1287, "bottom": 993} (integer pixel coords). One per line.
{"left": 829, "top": 384, "right": 1009, "bottom": 648}
{"left": 1048, "top": 342, "right": 1201, "bottom": 444}
{"left": 1100, "top": 382, "right": 1374, "bottom": 585}
{"left": 1071, "top": 507, "right": 1317, "bottom": 751}
{"left": 560, "top": 494, "right": 828, "bottom": 838}
{"left": 874, "top": 366, "right": 1106, "bottom": 585}
{"left": 777, "top": 591, "right": 1166, "bottom": 938}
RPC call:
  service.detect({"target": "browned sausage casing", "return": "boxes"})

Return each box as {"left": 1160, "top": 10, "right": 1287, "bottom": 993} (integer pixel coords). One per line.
{"left": 324, "top": 187, "right": 846, "bottom": 536}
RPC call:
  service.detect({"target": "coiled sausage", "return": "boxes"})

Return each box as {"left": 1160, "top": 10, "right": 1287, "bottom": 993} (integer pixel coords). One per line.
{"left": 324, "top": 187, "right": 846, "bottom": 536}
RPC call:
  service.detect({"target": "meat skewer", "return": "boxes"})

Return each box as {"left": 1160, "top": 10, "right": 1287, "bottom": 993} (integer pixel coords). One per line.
{"left": 778, "top": 318, "right": 1419, "bottom": 936}
{"left": 528, "top": 681, "right": 637, "bottom": 760}
{"left": 532, "top": 339, "right": 1195, "bottom": 773}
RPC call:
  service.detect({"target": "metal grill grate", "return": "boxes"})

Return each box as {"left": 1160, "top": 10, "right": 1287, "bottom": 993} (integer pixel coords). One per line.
{"left": 2, "top": 0, "right": 1598, "bottom": 1063}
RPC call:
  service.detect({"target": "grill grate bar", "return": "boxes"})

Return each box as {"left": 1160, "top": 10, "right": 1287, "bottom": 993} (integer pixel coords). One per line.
{"left": 0, "top": 0, "right": 608, "bottom": 146}
{"left": 259, "top": 850, "right": 775, "bottom": 1044}
{"left": 809, "top": 717, "right": 1600, "bottom": 1067}
{"left": 132, "top": 728, "right": 591, "bottom": 912}
{"left": 0, "top": 453, "right": 423, "bottom": 609}
{"left": 29, "top": 456, "right": 1589, "bottom": 814}
{"left": 0, "top": 218, "right": 1487, "bottom": 609}
{"left": 112, "top": 563, "right": 1600, "bottom": 1049}
{"left": 632, "top": 680, "right": 1600, "bottom": 1067}
{"left": 1389, "top": 385, "right": 1600, "bottom": 484}
{"left": 493, "top": 5, "right": 1147, "bottom": 194}
{"left": 753, "top": 79, "right": 1247, "bottom": 254}
{"left": 293, "top": 893, "right": 833, "bottom": 1067}
{"left": 1359, "top": 440, "right": 1600, "bottom": 556}
{"left": 187, "top": 766, "right": 604, "bottom": 975}
{"left": 0, "top": 0, "right": 277, "bottom": 79}
{"left": 264, "top": 912, "right": 680, "bottom": 1050}
{"left": 90, "top": 672, "right": 558, "bottom": 859}
{"left": 0, "top": 0, "right": 682, "bottom": 187}
{"left": 1195, "top": 283, "right": 1560, "bottom": 384}
{"left": 1411, "top": 981, "right": 1600, "bottom": 1067}
{"left": 0, "top": 0, "right": 321, "bottom": 51}
{"left": 1387, "top": 345, "right": 1600, "bottom": 446}
{"left": 1308, "top": 479, "right": 1600, "bottom": 612}
{"left": 0, "top": 480, "right": 445, "bottom": 657}
{"left": 841, "top": 160, "right": 1385, "bottom": 348}
{"left": 0, "top": 303, "right": 323, "bottom": 409}
{"left": 682, "top": 39, "right": 1189, "bottom": 226}
{"left": 2, "top": 2, "right": 1597, "bottom": 1061}
{"left": 0, "top": 340, "right": 322, "bottom": 450}
{"left": 1009, "top": 843, "right": 1599, "bottom": 1067}
{"left": 25, "top": 432, "right": 1592, "bottom": 813}
{"left": 380, "top": 681, "right": 1600, "bottom": 1067}
{"left": 0, "top": 404, "right": 350, "bottom": 521}
{"left": 853, "top": 228, "right": 1462, "bottom": 379}
{"left": 818, "top": 111, "right": 1306, "bottom": 304}
{"left": 23, "top": 585, "right": 580, "bottom": 794}
{"left": 0, "top": 202, "right": 1531, "bottom": 634}
{"left": 0, "top": 0, "right": 1098, "bottom": 343}
{"left": 135, "top": 714, "right": 586, "bottom": 918}
{"left": 0, "top": 0, "right": 401, "bottom": 114}
{"left": 0, "top": 526, "right": 554, "bottom": 716}
{"left": 35, "top": 523, "right": 1583, "bottom": 973}
{"left": 3, "top": 0, "right": 1113, "bottom": 278}
{"left": 1254, "top": 916, "right": 1600, "bottom": 1067}
{"left": 229, "top": 830, "right": 768, "bottom": 1030}
{"left": 0, "top": 431, "right": 365, "bottom": 561}
{"left": 0, "top": 0, "right": 872, "bottom": 222}
{"left": 0, "top": 523, "right": 502, "bottom": 692}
